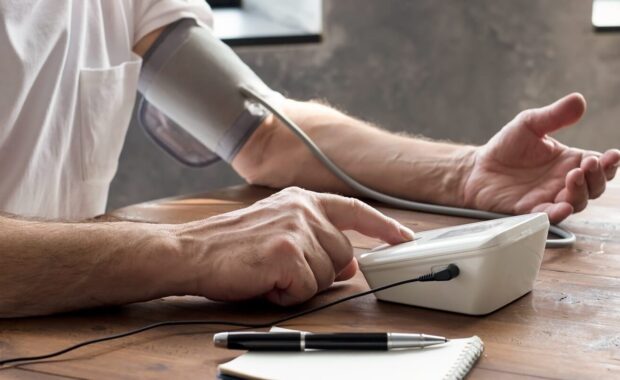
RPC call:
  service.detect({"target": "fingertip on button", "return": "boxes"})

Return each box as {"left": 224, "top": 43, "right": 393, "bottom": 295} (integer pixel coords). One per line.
{"left": 399, "top": 225, "right": 415, "bottom": 240}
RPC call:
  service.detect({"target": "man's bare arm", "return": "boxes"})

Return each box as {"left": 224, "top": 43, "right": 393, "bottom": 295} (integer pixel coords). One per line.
{"left": 232, "top": 96, "right": 619, "bottom": 223}
{"left": 0, "top": 188, "right": 413, "bottom": 317}
{"left": 233, "top": 100, "right": 475, "bottom": 208}
{"left": 0, "top": 216, "right": 185, "bottom": 317}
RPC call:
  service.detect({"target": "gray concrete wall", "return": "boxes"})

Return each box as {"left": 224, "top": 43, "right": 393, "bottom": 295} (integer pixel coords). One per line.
{"left": 108, "top": 0, "right": 620, "bottom": 210}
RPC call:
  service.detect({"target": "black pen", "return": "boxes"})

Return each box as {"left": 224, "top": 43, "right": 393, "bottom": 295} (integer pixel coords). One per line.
{"left": 213, "top": 332, "right": 447, "bottom": 351}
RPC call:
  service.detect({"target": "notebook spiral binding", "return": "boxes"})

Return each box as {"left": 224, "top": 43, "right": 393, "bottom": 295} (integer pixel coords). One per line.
{"left": 444, "top": 336, "right": 484, "bottom": 380}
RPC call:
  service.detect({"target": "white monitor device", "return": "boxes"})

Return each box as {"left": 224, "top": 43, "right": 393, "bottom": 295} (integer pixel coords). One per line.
{"left": 592, "top": 0, "right": 620, "bottom": 30}
{"left": 358, "top": 213, "right": 550, "bottom": 315}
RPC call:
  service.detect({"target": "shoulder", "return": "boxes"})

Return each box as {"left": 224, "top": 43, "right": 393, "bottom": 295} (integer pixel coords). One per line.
{"left": 128, "top": 0, "right": 214, "bottom": 44}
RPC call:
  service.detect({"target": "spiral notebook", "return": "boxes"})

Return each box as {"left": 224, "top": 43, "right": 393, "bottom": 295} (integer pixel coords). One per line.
{"left": 218, "top": 327, "right": 484, "bottom": 380}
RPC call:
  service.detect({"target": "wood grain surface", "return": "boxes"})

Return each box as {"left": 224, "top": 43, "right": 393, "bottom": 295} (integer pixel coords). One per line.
{"left": 1, "top": 182, "right": 619, "bottom": 379}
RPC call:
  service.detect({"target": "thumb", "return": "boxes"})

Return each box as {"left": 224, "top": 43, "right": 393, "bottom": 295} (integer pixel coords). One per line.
{"left": 519, "top": 93, "right": 586, "bottom": 137}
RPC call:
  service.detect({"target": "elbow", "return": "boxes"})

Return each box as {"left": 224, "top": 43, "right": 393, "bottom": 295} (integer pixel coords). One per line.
{"left": 240, "top": 170, "right": 271, "bottom": 188}
{"left": 232, "top": 115, "right": 297, "bottom": 189}
{"left": 234, "top": 157, "right": 295, "bottom": 190}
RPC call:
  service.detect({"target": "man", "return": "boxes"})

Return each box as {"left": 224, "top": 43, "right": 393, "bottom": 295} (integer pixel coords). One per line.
{"left": 0, "top": 1, "right": 618, "bottom": 317}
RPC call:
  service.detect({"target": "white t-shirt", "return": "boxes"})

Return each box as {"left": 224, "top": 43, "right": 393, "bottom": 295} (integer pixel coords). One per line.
{"left": 0, "top": 0, "right": 213, "bottom": 219}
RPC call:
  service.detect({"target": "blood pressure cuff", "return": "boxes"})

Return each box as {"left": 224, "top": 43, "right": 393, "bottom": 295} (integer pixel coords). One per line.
{"left": 138, "top": 18, "right": 282, "bottom": 166}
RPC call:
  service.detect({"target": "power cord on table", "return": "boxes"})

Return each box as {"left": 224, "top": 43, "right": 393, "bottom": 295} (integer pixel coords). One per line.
{"left": 0, "top": 264, "right": 459, "bottom": 367}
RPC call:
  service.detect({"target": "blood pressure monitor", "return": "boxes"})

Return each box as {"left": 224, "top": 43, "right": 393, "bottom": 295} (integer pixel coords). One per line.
{"left": 358, "top": 213, "right": 550, "bottom": 315}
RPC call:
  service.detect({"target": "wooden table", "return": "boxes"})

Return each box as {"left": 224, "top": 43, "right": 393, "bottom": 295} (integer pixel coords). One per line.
{"left": 1, "top": 183, "right": 619, "bottom": 379}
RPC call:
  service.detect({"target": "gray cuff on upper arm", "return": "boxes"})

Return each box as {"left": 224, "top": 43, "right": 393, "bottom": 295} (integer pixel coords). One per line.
{"left": 138, "top": 18, "right": 280, "bottom": 163}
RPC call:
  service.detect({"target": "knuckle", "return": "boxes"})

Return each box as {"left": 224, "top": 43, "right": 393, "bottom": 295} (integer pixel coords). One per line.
{"left": 289, "top": 202, "right": 314, "bottom": 224}
{"left": 341, "top": 236, "right": 354, "bottom": 257}
{"left": 304, "top": 277, "right": 319, "bottom": 298}
{"left": 348, "top": 197, "right": 364, "bottom": 216}
{"left": 591, "top": 187, "right": 604, "bottom": 199}
{"left": 281, "top": 211, "right": 305, "bottom": 232}
{"left": 336, "top": 250, "right": 354, "bottom": 274}
{"left": 349, "top": 197, "right": 362, "bottom": 209}
{"left": 328, "top": 229, "right": 354, "bottom": 258}
{"left": 291, "top": 199, "right": 319, "bottom": 221}
{"left": 309, "top": 258, "right": 336, "bottom": 292}
{"left": 279, "top": 188, "right": 315, "bottom": 209}
{"left": 282, "top": 186, "right": 306, "bottom": 196}
{"left": 575, "top": 200, "right": 588, "bottom": 212}
{"left": 516, "top": 109, "right": 535, "bottom": 126}
{"left": 269, "top": 234, "right": 301, "bottom": 259}
{"left": 318, "top": 271, "right": 336, "bottom": 292}
{"left": 281, "top": 220, "right": 298, "bottom": 233}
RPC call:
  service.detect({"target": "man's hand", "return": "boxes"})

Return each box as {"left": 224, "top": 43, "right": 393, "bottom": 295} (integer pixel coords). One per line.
{"left": 0, "top": 187, "right": 412, "bottom": 317}
{"left": 172, "top": 187, "right": 414, "bottom": 306}
{"left": 463, "top": 93, "right": 620, "bottom": 223}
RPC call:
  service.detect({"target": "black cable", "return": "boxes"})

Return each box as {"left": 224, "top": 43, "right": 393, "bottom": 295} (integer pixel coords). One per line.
{"left": 0, "top": 264, "right": 459, "bottom": 367}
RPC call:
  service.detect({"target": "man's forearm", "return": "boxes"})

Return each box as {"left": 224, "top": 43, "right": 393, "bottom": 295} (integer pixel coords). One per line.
{"left": 233, "top": 99, "right": 476, "bottom": 207}
{"left": 0, "top": 216, "right": 182, "bottom": 317}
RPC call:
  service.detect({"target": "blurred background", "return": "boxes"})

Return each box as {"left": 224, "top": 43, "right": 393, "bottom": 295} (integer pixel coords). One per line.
{"left": 108, "top": 0, "right": 620, "bottom": 210}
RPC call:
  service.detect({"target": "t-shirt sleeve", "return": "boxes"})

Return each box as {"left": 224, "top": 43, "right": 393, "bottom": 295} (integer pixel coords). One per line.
{"left": 132, "top": 0, "right": 214, "bottom": 45}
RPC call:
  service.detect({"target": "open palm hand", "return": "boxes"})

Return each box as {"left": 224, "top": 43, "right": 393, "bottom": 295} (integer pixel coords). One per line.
{"left": 463, "top": 94, "right": 620, "bottom": 223}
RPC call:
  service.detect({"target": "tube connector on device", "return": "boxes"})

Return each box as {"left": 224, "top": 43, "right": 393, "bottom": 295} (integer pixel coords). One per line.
{"left": 418, "top": 264, "right": 460, "bottom": 282}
